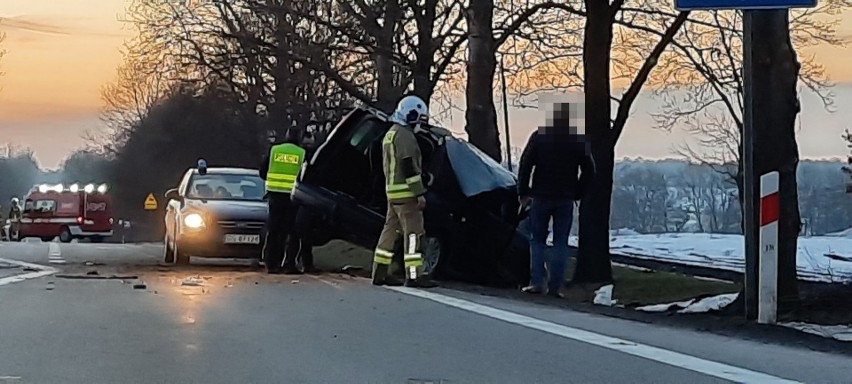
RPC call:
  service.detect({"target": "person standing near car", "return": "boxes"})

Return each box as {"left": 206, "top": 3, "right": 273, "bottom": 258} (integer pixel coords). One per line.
{"left": 289, "top": 131, "right": 320, "bottom": 274}
{"left": 517, "top": 101, "right": 595, "bottom": 297}
{"left": 371, "top": 95, "right": 437, "bottom": 288}
{"left": 260, "top": 130, "right": 306, "bottom": 275}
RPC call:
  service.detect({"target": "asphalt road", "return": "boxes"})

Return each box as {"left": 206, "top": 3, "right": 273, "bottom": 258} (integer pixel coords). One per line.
{"left": 1, "top": 241, "right": 851, "bottom": 384}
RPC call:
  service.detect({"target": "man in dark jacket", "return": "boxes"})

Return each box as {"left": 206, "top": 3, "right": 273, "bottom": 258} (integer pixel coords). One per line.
{"left": 517, "top": 102, "right": 595, "bottom": 297}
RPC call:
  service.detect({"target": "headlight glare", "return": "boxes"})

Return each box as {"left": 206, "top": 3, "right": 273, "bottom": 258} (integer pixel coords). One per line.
{"left": 184, "top": 213, "right": 204, "bottom": 229}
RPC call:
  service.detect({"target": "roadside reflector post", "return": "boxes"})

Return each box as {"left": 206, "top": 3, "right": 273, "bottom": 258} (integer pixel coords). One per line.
{"left": 758, "top": 171, "right": 780, "bottom": 325}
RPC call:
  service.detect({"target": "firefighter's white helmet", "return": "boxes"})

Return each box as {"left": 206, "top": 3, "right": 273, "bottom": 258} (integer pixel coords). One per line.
{"left": 393, "top": 95, "right": 429, "bottom": 126}
{"left": 11, "top": 197, "right": 18, "bottom": 205}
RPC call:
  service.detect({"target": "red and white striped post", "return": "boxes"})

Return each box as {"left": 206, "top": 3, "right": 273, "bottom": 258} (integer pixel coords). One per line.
{"left": 758, "top": 171, "right": 780, "bottom": 324}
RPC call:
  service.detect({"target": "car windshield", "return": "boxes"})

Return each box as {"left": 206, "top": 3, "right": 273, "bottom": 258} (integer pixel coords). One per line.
{"left": 187, "top": 173, "right": 265, "bottom": 201}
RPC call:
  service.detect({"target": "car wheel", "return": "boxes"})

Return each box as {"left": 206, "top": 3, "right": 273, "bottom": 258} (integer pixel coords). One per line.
{"left": 174, "top": 241, "right": 190, "bottom": 265}
{"left": 59, "top": 227, "right": 73, "bottom": 243}
{"left": 163, "top": 234, "right": 175, "bottom": 264}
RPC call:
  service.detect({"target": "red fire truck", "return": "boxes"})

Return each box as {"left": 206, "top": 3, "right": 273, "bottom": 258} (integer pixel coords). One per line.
{"left": 14, "top": 183, "right": 114, "bottom": 243}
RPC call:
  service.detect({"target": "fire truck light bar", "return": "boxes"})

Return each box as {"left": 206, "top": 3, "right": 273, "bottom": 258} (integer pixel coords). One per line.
{"left": 35, "top": 183, "right": 109, "bottom": 194}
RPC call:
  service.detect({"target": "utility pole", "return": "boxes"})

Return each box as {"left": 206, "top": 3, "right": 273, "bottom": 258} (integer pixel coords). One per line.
{"left": 742, "top": 10, "right": 758, "bottom": 319}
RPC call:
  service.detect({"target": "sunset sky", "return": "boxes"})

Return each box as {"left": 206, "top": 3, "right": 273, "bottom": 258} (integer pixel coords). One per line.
{"left": 0, "top": 0, "right": 850, "bottom": 169}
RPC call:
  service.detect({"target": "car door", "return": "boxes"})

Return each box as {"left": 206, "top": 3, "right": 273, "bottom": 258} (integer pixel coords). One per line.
{"left": 165, "top": 171, "right": 191, "bottom": 241}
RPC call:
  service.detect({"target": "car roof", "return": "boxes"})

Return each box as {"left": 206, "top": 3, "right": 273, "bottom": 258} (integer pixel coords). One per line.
{"left": 352, "top": 104, "right": 447, "bottom": 132}
{"left": 191, "top": 167, "right": 259, "bottom": 176}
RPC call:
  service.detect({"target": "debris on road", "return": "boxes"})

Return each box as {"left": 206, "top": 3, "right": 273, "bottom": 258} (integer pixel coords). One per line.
{"left": 84, "top": 261, "right": 105, "bottom": 266}
{"left": 55, "top": 274, "right": 139, "bottom": 280}
{"left": 133, "top": 283, "right": 147, "bottom": 290}
{"left": 45, "top": 281, "right": 55, "bottom": 291}
{"left": 86, "top": 270, "right": 99, "bottom": 276}
{"left": 291, "top": 280, "right": 299, "bottom": 284}
{"left": 182, "top": 278, "right": 204, "bottom": 286}
{"left": 342, "top": 265, "right": 364, "bottom": 272}
{"left": 22, "top": 267, "right": 38, "bottom": 272}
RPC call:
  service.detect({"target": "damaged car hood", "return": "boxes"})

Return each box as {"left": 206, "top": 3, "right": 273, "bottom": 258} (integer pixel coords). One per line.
{"left": 444, "top": 138, "right": 517, "bottom": 197}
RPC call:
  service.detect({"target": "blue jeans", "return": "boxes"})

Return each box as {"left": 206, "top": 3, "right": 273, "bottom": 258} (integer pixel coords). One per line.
{"left": 528, "top": 197, "right": 575, "bottom": 293}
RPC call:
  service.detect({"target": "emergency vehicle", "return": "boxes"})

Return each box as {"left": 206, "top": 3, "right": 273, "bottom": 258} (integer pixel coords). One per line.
{"left": 14, "top": 183, "right": 114, "bottom": 243}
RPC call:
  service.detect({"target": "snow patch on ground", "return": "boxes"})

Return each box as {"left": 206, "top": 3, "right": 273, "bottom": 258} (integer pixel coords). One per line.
{"left": 593, "top": 284, "right": 615, "bottom": 306}
{"left": 677, "top": 293, "right": 739, "bottom": 314}
{"left": 781, "top": 322, "right": 852, "bottom": 342}
{"left": 564, "top": 233, "right": 852, "bottom": 283}
{"left": 636, "top": 293, "right": 739, "bottom": 314}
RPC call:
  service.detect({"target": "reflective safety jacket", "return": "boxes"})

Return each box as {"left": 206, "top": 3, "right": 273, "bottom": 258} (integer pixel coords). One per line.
{"left": 382, "top": 124, "right": 427, "bottom": 203}
{"left": 265, "top": 143, "right": 306, "bottom": 194}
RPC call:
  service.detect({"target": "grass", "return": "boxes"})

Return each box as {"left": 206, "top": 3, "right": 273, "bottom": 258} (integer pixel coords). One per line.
{"left": 313, "top": 240, "right": 741, "bottom": 307}
{"left": 609, "top": 265, "right": 740, "bottom": 306}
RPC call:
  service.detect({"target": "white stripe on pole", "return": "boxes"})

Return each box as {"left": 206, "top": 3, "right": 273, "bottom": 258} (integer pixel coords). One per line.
{"left": 758, "top": 171, "right": 780, "bottom": 325}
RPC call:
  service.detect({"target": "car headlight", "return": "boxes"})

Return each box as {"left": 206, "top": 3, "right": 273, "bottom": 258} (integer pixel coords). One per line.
{"left": 184, "top": 213, "right": 204, "bottom": 229}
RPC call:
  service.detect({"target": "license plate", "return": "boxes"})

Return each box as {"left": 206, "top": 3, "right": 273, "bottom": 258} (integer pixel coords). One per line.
{"left": 223, "top": 234, "right": 260, "bottom": 244}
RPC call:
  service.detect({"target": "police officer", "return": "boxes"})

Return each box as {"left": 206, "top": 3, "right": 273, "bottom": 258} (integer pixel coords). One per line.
{"left": 260, "top": 130, "right": 306, "bottom": 274}
{"left": 372, "top": 95, "right": 437, "bottom": 288}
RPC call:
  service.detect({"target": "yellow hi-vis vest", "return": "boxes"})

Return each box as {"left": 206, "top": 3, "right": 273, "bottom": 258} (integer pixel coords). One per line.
{"left": 266, "top": 143, "right": 305, "bottom": 193}
{"left": 382, "top": 124, "right": 427, "bottom": 202}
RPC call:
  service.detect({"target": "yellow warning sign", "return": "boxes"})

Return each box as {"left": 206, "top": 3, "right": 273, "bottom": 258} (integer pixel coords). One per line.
{"left": 144, "top": 193, "right": 158, "bottom": 211}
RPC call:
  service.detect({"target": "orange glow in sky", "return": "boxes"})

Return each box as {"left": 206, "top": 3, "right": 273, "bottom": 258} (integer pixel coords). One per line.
{"left": 0, "top": 1, "right": 850, "bottom": 168}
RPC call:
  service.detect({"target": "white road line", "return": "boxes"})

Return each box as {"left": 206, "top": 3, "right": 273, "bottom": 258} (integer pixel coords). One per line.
{"left": 47, "top": 243, "right": 66, "bottom": 264}
{"left": 0, "top": 258, "right": 57, "bottom": 287}
{"left": 386, "top": 287, "right": 802, "bottom": 384}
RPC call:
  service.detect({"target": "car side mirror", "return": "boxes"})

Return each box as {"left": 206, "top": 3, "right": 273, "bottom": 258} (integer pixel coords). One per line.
{"left": 165, "top": 188, "right": 181, "bottom": 201}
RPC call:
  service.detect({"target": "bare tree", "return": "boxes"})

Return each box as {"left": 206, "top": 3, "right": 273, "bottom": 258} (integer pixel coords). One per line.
{"left": 96, "top": 49, "right": 171, "bottom": 155}
{"left": 652, "top": 1, "right": 848, "bottom": 199}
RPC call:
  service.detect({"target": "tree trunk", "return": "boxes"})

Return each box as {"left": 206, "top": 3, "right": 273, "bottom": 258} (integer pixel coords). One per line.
{"left": 413, "top": 0, "right": 438, "bottom": 104}
{"left": 464, "top": 0, "right": 501, "bottom": 162}
{"left": 573, "top": 0, "right": 614, "bottom": 284}
{"left": 375, "top": 0, "right": 402, "bottom": 112}
{"left": 750, "top": 10, "right": 800, "bottom": 301}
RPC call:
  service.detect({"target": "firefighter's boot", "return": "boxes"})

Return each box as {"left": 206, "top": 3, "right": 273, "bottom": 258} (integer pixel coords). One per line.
{"left": 403, "top": 265, "right": 438, "bottom": 288}
{"left": 371, "top": 263, "right": 403, "bottom": 286}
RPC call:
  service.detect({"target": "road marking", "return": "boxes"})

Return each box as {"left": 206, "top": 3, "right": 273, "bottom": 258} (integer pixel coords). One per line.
{"left": 386, "top": 287, "right": 801, "bottom": 384}
{"left": 0, "top": 258, "right": 58, "bottom": 287}
{"left": 47, "top": 243, "right": 66, "bottom": 264}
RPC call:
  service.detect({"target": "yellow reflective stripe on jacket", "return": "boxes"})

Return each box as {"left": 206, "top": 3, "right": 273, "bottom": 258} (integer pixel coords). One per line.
{"left": 266, "top": 180, "right": 294, "bottom": 192}
{"left": 386, "top": 183, "right": 415, "bottom": 199}
{"left": 268, "top": 174, "right": 297, "bottom": 184}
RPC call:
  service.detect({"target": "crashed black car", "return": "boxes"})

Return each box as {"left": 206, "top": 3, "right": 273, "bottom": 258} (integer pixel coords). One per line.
{"left": 292, "top": 105, "right": 530, "bottom": 287}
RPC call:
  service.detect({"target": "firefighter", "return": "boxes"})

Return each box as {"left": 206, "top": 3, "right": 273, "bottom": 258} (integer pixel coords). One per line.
{"left": 7, "top": 197, "right": 21, "bottom": 241}
{"left": 372, "top": 95, "right": 438, "bottom": 288}
{"left": 260, "top": 130, "right": 305, "bottom": 274}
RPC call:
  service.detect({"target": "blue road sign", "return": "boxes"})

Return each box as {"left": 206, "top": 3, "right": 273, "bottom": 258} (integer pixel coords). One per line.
{"left": 675, "top": 0, "right": 817, "bottom": 10}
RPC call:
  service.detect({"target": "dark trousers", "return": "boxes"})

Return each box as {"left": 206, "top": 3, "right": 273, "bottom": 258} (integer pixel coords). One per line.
{"left": 262, "top": 192, "right": 300, "bottom": 271}
{"left": 528, "top": 197, "right": 575, "bottom": 293}
{"left": 286, "top": 206, "right": 315, "bottom": 269}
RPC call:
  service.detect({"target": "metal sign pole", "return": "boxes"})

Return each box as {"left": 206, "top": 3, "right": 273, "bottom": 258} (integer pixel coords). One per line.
{"left": 742, "top": 10, "right": 758, "bottom": 320}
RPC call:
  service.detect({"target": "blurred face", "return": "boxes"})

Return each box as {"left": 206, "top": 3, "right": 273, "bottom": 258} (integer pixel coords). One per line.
{"left": 537, "top": 94, "right": 586, "bottom": 137}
